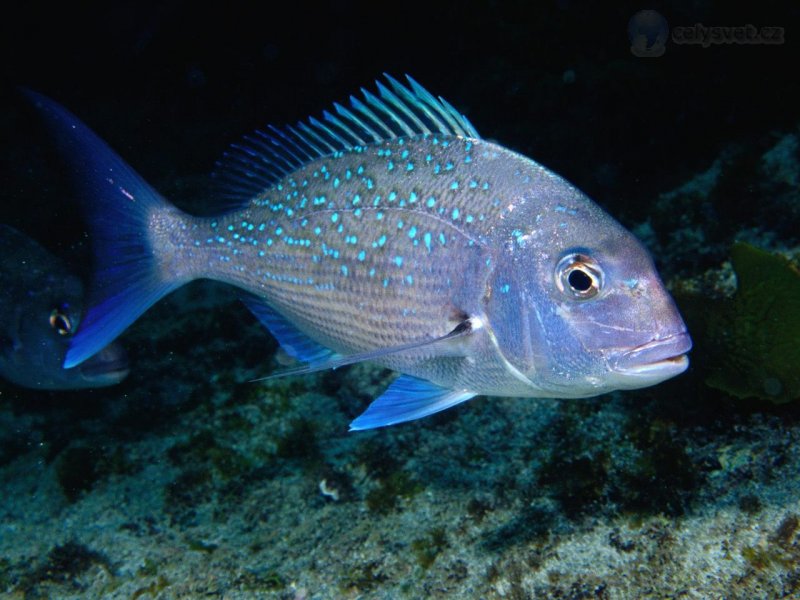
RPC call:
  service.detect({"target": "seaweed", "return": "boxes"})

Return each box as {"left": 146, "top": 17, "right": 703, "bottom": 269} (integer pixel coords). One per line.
{"left": 365, "top": 470, "right": 423, "bottom": 515}
{"left": 16, "top": 541, "right": 112, "bottom": 594}
{"left": 676, "top": 243, "right": 800, "bottom": 403}
{"left": 55, "top": 444, "right": 137, "bottom": 503}
{"left": 411, "top": 527, "right": 448, "bottom": 569}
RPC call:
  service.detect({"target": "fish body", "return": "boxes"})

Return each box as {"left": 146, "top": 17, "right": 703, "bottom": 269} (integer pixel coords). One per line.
{"left": 25, "top": 76, "right": 690, "bottom": 428}
{"left": 0, "top": 225, "right": 129, "bottom": 389}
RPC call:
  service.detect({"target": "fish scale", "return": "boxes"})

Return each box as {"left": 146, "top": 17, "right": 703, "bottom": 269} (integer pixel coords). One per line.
{"left": 167, "top": 137, "right": 506, "bottom": 359}
{"left": 25, "top": 75, "right": 691, "bottom": 430}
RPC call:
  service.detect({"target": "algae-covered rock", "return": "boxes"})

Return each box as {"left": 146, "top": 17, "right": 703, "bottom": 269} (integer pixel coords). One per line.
{"left": 702, "top": 243, "right": 800, "bottom": 403}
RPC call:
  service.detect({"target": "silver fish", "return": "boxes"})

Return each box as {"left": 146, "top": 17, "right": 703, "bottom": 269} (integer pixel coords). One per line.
{"left": 0, "top": 224, "right": 129, "bottom": 389}
{"left": 25, "top": 75, "right": 690, "bottom": 428}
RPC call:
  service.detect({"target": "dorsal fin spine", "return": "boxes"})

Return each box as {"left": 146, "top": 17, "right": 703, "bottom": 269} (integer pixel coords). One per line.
{"left": 362, "top": 87, "right": 414, "bottom": 137}
{"left": 261, "top": 128, "right": 306, "bottom": 165}
{"left": 349, "top": 95, "right": 395, "bottom": 139}
{"left": 213, "top": 74, "right": 480, "bottom": 203}
{"left": 296, "top": 121, "right": 334, "bottom": 155}
{"left": 323, "top": 109, "right": 366, "bottom": 147}
{"left": 377, "top": 81, "right": 428, "bottom": 134}
{"left": 334, "top": 102, "right": 381, "bottom": 143}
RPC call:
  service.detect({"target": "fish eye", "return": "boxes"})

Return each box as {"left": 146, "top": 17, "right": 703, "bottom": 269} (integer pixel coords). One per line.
{"left": 556, "top": 253, "right": 603, "bottom": 299}
{"left": 49, "top": 307, "right": 73, "bottom": 336}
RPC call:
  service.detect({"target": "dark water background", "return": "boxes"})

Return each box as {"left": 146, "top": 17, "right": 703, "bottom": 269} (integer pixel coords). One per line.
{"left": 1, "top": 1, "right": 797, "bottom": 268}
{"left": 1, "top": 3, "right": 799, "bottom": 597}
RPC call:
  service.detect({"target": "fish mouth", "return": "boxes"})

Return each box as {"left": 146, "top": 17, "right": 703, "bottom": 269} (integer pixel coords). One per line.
{"left": 76, "top": 343, "right": 130, "bottom": 385}
{"left": 612, "top": 332, "right": 692, "bottom": 380}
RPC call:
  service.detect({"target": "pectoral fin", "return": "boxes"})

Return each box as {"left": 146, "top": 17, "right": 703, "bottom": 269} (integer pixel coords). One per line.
{"left": 252, "top": 317, "right": 478, "bottom": 381}
{"left": 349, "top": 375, "right": 476, "bottom": 431}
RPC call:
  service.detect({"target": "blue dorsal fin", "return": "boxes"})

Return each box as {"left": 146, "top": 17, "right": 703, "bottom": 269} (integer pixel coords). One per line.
{"left": 212, "top": 74, "right": 481, "bottom": 203}
{"left": 349, "top": 375, "right": 476, "bottom": 431}
{"left": 240, "top": 295, "right": 335, "bottom": 364}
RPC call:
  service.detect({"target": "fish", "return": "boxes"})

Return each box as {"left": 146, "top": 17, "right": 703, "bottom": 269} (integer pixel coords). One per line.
{"left": 24, "top": 75, "right": 691, "bottom": 429}
{"left": 0, "top": 224, "right": 129, "bottom": 389}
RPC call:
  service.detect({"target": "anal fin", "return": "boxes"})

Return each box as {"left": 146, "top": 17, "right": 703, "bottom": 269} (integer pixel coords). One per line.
{"left": 241, "top": 295, "right": 335, "bottom": 364}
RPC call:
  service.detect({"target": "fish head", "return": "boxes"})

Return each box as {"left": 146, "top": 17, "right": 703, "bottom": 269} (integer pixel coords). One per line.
{"left": 484, "top": 186, "right": 691, "bottom": 398}
{"left": 0, "top": 270, "right": 129, "bottom": 389}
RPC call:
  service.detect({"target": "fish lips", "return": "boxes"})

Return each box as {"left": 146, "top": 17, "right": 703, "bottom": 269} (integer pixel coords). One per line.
{"left": 75, "top": 343, "right": 130, "bottom": 386}
{"left": 611, "top": 331, "right": 692, "bottom": 381}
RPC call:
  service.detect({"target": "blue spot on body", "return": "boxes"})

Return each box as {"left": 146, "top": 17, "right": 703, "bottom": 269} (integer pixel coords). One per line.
{"left": 394, "top": 256, "right": 403, "bottom": 267}
{"left": 331, "top": 213, "right": 339, "bottom": 223}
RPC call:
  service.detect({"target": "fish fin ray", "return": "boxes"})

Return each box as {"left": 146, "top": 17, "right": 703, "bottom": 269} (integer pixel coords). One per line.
{"left": 212, "top": 74, "right": 480, "bottom": 201}
{"left": 240, "top": 295, "right": 336, "bottom": 364}
{"left": 349, "top": 375, "right": 476, "bottom": 430}
{"left": 23, "top": 89, "right": 182, "bottom": 368}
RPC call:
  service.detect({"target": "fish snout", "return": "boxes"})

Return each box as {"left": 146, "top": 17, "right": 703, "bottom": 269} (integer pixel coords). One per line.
{"left": 611, "top": 331, "right": 692, "bottom": 380}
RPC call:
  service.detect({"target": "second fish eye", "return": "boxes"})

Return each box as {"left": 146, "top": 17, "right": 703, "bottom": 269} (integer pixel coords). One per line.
{"left": 49, "top": 307, "right": 73, "bottom": 336}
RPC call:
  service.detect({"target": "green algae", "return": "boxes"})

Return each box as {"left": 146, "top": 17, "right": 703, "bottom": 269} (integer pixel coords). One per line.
{"left": 742, "top": 514, "right": 800, "bottom": 574}
{"left": 706, "top": 243, "right": 800, "bottom": 402}
{"left": 365, "top": 470, "right": 424, "bottom": 514}
{"left": 167, "top": 431, "right": 252, "bottom": 479}
{"left": 411, "top": 527, "right": 448, "bottom": 569}
{"left": 14, "top": 541, "right": 112, "bottom": 595}
{"left": 677, "top": 243, "right": 800, "bottom": 403}
{"left": 56, "top": 444, "right": 138, "bottom": 503}
{"left": 131, "top": 575, "right": 170, "bottom": 599}
{"left": 339, "top": 560, "right": 387, "bottom": 593}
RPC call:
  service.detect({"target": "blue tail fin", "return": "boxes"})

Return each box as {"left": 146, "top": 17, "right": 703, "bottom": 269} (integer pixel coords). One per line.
{"left": 24, "top": 90, "right": 182, "bottom": 368}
